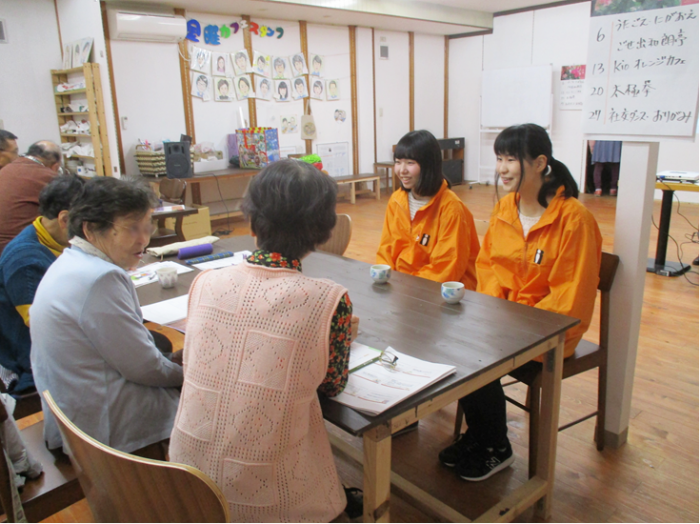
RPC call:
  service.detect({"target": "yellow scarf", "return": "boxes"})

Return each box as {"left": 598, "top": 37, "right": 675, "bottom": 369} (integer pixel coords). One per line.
{"left": 33, "top": 216, "right": 64, "bottom": 257}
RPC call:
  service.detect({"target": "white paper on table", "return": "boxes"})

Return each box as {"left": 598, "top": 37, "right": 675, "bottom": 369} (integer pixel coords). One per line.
{"left": 332, "top": 347, "right": 456, "bottom": 416}
{"left": 129, "top": 261, "right": 193, "bottom": 288}
{"left": 193, "top": 250, "right": 252, "bottom": 270}
{"left": 141, "top": 295, "right": 189, "bottom": 325}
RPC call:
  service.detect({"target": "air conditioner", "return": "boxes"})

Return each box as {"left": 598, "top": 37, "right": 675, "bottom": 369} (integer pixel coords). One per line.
{"left": 107, "top": 6, "right": 186, "bottom": 43}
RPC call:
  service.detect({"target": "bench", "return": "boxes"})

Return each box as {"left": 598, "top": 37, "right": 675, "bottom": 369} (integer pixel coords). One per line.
{"left": 334, "top": 173, "right": 381, "bottom": 204}
{"left": 0, "top": 420, "right": 84, "bottom": 521}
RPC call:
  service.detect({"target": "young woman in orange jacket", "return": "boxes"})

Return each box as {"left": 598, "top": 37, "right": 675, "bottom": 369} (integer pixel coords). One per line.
{"left": 376, "top": 130, "right": 479, "bottom": 290}
{"left": 439, "top": 123, "right": 602, "bottom": 482}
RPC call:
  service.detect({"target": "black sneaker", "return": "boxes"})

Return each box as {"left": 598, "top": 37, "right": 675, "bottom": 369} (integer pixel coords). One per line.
{"left": 456, "top": 440, "right": 514, "bottom": 481}
{"left": 438, "top": 431, "right": 480, "bottom": 468}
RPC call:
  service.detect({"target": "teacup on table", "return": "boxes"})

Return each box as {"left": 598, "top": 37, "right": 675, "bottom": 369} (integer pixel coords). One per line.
{"left": 370, "top": 264, "right": 391, "bottom": 284}
{"left": 156, "top": 266, "right": 178, "bottom": 289}
{"left": 441, "top": 281, "right": 465, "bottom": 304}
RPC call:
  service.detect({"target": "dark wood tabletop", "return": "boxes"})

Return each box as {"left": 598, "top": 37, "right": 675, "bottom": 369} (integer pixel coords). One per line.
{"left": 137, "top": 236, "right": 578, "bottom": 437}
{"left": 151, "top": 204, "right": 199, "bottom": 220}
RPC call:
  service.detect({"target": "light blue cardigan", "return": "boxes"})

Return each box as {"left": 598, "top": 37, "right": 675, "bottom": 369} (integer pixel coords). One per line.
{"left": 30, "top": 246, "right": 183, "bottom": 452}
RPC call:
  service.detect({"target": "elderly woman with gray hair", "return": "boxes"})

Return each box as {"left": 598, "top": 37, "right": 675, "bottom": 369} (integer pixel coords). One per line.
{"left": 30, "top": 177, "right": 183, "bottom": 457}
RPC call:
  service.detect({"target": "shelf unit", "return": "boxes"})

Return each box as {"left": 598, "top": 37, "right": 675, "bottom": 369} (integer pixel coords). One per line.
{"left": 51, "top": 64, "right": 111, "bottom": 177}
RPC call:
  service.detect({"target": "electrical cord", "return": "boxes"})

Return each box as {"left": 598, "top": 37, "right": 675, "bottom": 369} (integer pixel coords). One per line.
{"left": 650, "top": 213, "right": 698, "bottom": 287}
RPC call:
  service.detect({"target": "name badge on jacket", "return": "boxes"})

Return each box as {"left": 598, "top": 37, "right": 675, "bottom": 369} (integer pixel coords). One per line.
{"left": 416, "top": 234, "right": 430, "bottom": 246}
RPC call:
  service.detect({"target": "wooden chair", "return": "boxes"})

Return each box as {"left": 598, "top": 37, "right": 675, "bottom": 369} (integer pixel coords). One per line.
{"left": 42, "top": 391, "right": 229, "bottom": 522}
{"left": 0, "top": 403, "right": 83, "bottom": 522}
{"left": 317, "top": 214, "right": 352, "bottom": 256}
{"left": 454, "top": 252, "right": 620, "bottom": 477}
{"left": 149, "top": 179, "right": 188, "bottom": 248}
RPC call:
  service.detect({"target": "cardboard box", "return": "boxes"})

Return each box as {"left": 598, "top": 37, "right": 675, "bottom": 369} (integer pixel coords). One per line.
{"left": 164, "top": 204, "right": 211, "bottom": 240}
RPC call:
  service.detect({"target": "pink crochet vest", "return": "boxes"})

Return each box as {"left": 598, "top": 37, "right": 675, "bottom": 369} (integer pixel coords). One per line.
{"left": 169, "top": 262, "right": 348, "bottom": 522}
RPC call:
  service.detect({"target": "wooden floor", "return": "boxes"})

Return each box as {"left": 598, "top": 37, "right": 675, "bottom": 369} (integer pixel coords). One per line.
{"left": 34, "top": 183, "right": 698, "bottom": 523}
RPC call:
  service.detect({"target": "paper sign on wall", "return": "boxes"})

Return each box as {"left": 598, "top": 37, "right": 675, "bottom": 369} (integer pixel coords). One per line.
{"left": 316, "top": 142, "right": 349, "bottom": 178}
{"left": 560, "top": 65, "right": 586, "bottom": 109}
{"left": 582, "top": 1, "right": 699, "bottom": 137}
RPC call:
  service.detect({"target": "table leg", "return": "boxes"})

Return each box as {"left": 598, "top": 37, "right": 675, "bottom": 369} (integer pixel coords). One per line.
{"left": 173, "top": 216, "right": 186, "bottom": 242}
{"left": 350, "top": 182, "right": 357, "bottom": 204}
{"left": 375, "top": 178, "right": 380, "bottom": 201}
{"left": 363, "top": 426, "right": 392, "bottom": 523}
{"left": 534, "top": 332, "right": 565, "bottom": 520}
{"left": 654, "top": 189, "right": 674, "bottom": 268}
{"left": 191, "top": 181, "right": 202, "bottom": 206}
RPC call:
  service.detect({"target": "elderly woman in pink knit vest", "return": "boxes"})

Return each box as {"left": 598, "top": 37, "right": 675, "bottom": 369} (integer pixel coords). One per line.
{"left": 169, "top": 159, "right": 360, "bottom": 522}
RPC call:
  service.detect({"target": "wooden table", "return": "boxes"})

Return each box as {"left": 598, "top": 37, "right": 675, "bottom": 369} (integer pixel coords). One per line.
{"left": 335, "top": 173, "right": 381, "bottom": 204}
{"left": 150, "top": 204, "right": 199, "bottom": 244}
{"left": 138, "top": 237, "right": 576, "bottom": 522}
{"left": 647, "top": 181, "right": 699, "bottom": 277}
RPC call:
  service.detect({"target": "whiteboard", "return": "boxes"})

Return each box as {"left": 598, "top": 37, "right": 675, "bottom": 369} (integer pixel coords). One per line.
{"left": 481, "top": 65, "right": 552, "bottom": 129}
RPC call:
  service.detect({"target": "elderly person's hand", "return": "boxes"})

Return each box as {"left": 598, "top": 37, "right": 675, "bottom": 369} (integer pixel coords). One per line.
{"left": 350, "top": 315, "right": 359, "bottom": 342}
{"left": 169, "top": 349, "right": 184, "bottom": 366}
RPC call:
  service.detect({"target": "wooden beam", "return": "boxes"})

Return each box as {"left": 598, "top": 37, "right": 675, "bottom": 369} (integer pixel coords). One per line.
{"left": 100, "top": 0, "right": 122, "bottom": 175}
{"left": 349, "top": 26, "right": 359, "bottom": 175}
{"left": 408, "top": 31, "right": 414, "bottom": 132}
{"left": 299, "top": 20, "right": 312, "bottom": 154}
{"left": 444, "top": 35, "right": 449, "bottom": 139}
{"left": 53, "top": 0, "right": 63, "bottom": 62}
{"left": 176, "top": 8, "right": 195, "bottom": 142}
{"left": 372, "top": 29, "right": 377, "bottom": 165}
{"left": 243, "top": 15, "right": 257, "bottom": 128}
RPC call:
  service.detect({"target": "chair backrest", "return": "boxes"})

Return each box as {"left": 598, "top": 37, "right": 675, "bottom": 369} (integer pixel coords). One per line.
{"left": 598, "top": 252, "right": 620, "bottom": 349}
{"left": 159, "top": 178, "right": 187, "bottom": 205}
{"left": 317, "top": 214, "right": 352, "bottom": 256}
{"left": 42, "top": 391, "right": 229, "bottom": 523}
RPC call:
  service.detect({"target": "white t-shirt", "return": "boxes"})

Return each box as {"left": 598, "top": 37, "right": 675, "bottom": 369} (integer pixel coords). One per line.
{"left": 408, "top": 192, "right": 430, "bottom": 221}
{"left": 519, "top": 211, "right": 542, "bottom": 238}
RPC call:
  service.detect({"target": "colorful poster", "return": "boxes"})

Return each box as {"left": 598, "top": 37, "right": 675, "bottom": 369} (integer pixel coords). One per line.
{"left": 560, "top": 65, "right": 586, "bottom": 109}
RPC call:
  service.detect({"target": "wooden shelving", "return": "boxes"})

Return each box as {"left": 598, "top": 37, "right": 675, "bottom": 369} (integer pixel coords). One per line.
{"left": 51, "top": 63, "right": 111, "bottom": 177}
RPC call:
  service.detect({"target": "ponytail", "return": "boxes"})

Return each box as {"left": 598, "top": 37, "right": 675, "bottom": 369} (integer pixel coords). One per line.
{"left": 537, "top": 157, "right": 578, "bottom": 208}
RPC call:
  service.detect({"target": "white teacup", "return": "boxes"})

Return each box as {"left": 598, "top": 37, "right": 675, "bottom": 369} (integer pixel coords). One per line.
{"left": 156, "top": 266, "right": 178, "bottom": 289}
{"left": 441, "top": 281, "right": 465, "bottom": 304}
{"left": 370, "top": 264, "right": 391, "bottom": 284}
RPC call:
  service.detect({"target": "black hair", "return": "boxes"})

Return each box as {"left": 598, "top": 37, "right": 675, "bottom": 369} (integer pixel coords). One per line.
{"left": 292, "top": 54, "right": 303, "bottom": 66}
{"left": 242, "top": 159, "right": 337, "bottom": 260}
{"left": 329, "top": 80, "right": 337, "bottom": 88}
{"left": 278, "top": 82, "right": 288, "bottom": 95}
{"left": 257, "top": 55, "right": 266, "bottom": 64}
{"left": 39, "top": 174, "right": 85, "bottom": 220}
{"left": 313, "top": 81, "right": 323, "bottom": 90}
{"left": 313, "top": 55, "right": 322, "bottom": 65}
{"left": 260, "top": 79, "right": 270, "bottom": 88}
{"left": 238, "top": 77, "right": 250, "bottom": 88}
{"left": 0, "top": 130, "right": 17, "bottom": 151}
{"left": 393, "top": 129, "right": 445, "bottom": 197}
{"left": 294, "top": 78, "right": 304, "bottom": 88}
{"left": 196, "top": 75, "right": 208, "bottom": 86}
{"left": 217, "top": 78, "right": 229, "bottom": 90}
{"left": 69, "top": 177, "right": 159, "bottom": 240}
{"left": 493, "top": 123, "right": 578, "bottom": 208}
{"left": 27, "top": 141, "right": 61, "bottom": 164}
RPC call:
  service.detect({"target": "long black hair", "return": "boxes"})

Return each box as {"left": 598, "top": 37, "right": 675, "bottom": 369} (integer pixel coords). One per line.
{"left": 494, "top": 123, "right": 578, "bottom": 208}
{"left": 393, "top": 129, "right": 446, "bottom": 197}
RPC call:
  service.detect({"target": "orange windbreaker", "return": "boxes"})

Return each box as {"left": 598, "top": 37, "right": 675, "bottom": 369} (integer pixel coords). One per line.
{"left": 476, "top": 187, "right": 602, "bottom": 359}
{"left": 377, "top": 181, "right": 480, "bottom": 290}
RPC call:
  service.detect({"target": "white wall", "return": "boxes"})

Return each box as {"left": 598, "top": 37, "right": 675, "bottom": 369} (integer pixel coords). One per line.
{"left": 0, "top": 0, "right": 62, "bottom": 151}
{"left": 56, "top": 0, "right": 120, "bottom": 176}
{"left": 110, "top": 40, "right": 186, "bottom": 176}
{"left": 356, "top": 27, "right": 375, "bottom": 173}
{"left": 414, "top": 34, "right": 445, "bottom": 138}
{"left": 374, "top": 30, "right": 409, "bottom": 162}
{"left": 307, "top": 23, "right": 354, "bottom": 173}
{"left": 449, "top": 1, "right": 699, "bottom": 202}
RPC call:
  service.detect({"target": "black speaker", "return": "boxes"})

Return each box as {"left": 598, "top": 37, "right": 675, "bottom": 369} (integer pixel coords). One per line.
{"left": 164, "top": 142, "right": 193, "bottom": 179}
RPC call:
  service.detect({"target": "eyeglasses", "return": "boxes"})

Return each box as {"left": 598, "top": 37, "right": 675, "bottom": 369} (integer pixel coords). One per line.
{"left": 108, "top": 221, "right": 158, "bottom": 238}
{"left": 379, "top": 349, "right": 399, "bottom": 368}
